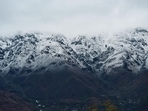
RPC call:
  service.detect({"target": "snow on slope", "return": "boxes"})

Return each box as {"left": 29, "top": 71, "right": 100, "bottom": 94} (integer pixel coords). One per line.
{"left": 0, "top": 28, "right": 148, "bottom": 75}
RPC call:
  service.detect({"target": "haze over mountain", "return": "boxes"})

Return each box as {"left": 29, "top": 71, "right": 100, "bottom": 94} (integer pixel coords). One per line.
{"left": 0, "top": 0, "right": 148, "bottom": 36}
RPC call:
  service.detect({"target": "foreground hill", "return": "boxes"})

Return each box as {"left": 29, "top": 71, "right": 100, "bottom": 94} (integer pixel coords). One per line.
{"left": 0, "top": 91, "right": 34, "bottom": 111}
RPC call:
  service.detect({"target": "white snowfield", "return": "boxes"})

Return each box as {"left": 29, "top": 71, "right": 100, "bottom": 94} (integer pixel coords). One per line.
{"left": 0, "top": 28, "right": 148, "bottom": 75}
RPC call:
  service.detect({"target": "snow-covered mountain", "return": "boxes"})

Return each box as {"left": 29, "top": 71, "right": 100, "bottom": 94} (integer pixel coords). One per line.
{"left": 0, "top": 28, "right": 148, "bottom": 75}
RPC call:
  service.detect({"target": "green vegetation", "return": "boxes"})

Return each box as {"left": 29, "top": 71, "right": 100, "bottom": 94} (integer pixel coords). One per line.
{"left": 88, "top": 103, "right": 99, "bottom": 111}
{"left": 104, "top": 101, "right": 118, "bottom": 111}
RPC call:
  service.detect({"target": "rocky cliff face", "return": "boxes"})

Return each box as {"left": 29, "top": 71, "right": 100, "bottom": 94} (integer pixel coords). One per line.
{"left": 0, "top": 28, "right": 148, "bottom": 76}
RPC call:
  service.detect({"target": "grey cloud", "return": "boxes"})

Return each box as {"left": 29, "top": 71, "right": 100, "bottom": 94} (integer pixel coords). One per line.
{"left": 0, "top": 0, "right": 148, "bottom": 37}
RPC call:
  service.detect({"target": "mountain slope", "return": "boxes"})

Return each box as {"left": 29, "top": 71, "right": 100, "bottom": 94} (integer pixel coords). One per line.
{"left": 0, "top": 28, "right": 148, "bottom": 76}
{"left": 0, "top": 28, "right": 147, "bottom": 111}
{"left": 0, "top": 91, "right": 34, "bottom": 111}
{"left": 12, "top": 65, "right": 107, "bottom": 100}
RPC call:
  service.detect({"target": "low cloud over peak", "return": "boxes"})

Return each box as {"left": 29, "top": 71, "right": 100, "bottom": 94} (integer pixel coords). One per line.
{"left": 0, "top": 0, "right": 148, "bottom": 37}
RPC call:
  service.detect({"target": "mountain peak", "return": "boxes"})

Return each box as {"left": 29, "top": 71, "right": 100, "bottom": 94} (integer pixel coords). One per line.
{"left": 0, "top": 28, "right": 148, "bottom": 75}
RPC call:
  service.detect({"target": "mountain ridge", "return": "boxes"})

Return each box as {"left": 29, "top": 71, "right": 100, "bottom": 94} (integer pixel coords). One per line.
{"left": 0, "top": 28, "right": 148, "bottom": 111}
{"left": 0, "top": 28, "right": 148, "bottom": 76}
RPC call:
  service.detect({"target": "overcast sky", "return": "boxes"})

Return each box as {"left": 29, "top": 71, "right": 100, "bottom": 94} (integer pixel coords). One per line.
{"left": 0, "top": 0, "right": 148, "bottom": 37}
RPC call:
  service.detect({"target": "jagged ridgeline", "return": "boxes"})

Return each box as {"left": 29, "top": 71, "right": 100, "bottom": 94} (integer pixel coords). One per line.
{"left": 0, "top": 28, "right": 148, "bottom": 75}
{"left": 0, "top": 28, "right": 147, "bottom": 111}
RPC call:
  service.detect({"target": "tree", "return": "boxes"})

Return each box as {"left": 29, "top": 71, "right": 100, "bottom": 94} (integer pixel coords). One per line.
{"left": 88, "top": 103, "right": 99, "bottom": 111}
{"left": 104, "top": 101, "right": 118, "bottom": 111}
